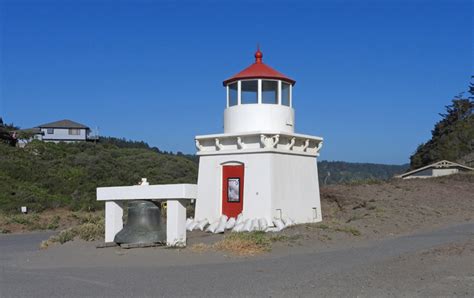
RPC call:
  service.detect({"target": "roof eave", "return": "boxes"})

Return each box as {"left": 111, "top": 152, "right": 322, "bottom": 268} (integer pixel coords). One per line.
{"left": 222, "top": 76, "right": 296, "bottom": 86}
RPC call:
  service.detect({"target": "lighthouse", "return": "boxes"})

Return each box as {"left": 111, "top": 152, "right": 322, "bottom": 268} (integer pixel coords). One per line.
{"left": 194, "top": 48, "right": 323, "bottom": 226}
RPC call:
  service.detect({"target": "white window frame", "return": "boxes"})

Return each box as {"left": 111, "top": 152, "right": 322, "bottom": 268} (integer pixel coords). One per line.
{"left": 227, "top": 79, "right": 292, "bottom": 106}
{"left": 237, "top": 80, "right": 242, "bottom": 105}
{"left": 289, "top": 84, "right": 293, "bottom": 107}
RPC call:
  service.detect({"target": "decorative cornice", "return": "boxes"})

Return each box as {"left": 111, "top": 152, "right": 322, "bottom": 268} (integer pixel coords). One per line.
{"left": 196, "top": 131, "right": 323, "bottom": 157}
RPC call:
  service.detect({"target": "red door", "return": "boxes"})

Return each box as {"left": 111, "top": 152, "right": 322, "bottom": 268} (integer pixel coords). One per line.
{"left": 222, "top": 165, "right": 244, "bottom": 218}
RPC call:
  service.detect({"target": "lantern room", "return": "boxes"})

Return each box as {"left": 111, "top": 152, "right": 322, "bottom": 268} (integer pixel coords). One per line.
{"left": 222, "top": 48, "right": 297, "bottom": 134}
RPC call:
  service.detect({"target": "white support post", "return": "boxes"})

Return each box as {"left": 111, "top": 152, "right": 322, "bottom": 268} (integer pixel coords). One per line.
{"left": 226, "top": 85, "right": 229, "bottom": 107}
{"left": 289, "top": 84, "right": 293, "bottom": 107}
{"left": 277, "top": 80, "right": 282, "bottom": 105}
{"left": 237, "top": 80, "right": 241, "bottom": 105}
{"left": 258, "top": 79, "right": 262, "bottom": 104}
{"left": 105, "top": 201, "right": 123, "bottom": 243}
{"left": 166, "top": 200, "right": 187, "bottom": 247}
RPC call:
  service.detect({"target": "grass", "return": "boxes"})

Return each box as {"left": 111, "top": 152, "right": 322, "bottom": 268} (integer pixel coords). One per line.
{"left": 315, "top": 223, "right": 330, "bottom": 230}
{"left": 189, "top": 243, "right": 209, "bottom": 253}
{"left": 0, "top": 209, "right": 104, "bottom": 234}
{"left": 335, "top": 226, "right": 361, "bottom": 236}
{"left": 40, "top": 218, "right": 104, "bottom": 249}
{"left": 190, "top": 231, "right": 300, "bottom": 256}
{"left": 46, "top": 215, "right": 61, "bottom": 230}
{"left": 214, "top": 231, "right": 272, "bottom": 256}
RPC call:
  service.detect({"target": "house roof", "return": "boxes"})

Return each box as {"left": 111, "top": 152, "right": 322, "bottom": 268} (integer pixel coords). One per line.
{"left": 397, "top": 160, "right": 474, "bottom": 178}
{"left": 223, "top": 48, "right": 295, "bottom": 86}
{"left": 37, "top": 119, "right": 90, "bottom": 129}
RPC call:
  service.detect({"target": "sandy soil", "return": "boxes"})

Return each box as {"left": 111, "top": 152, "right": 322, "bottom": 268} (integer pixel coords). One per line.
{"left": 183, "top": 173, "right": 474, "bottom": 253}
{"left": 318, "top": 173, "right": 474, "bottom": 239}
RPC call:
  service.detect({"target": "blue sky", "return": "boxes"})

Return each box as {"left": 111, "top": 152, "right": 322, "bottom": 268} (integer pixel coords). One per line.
{"left": 1, "top": 0, "right": 472, "bottom": 164}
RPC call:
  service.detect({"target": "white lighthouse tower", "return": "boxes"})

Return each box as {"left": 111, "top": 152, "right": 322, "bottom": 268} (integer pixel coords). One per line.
{"left": 194, "top": 48, "right": 323, "bottom": 225}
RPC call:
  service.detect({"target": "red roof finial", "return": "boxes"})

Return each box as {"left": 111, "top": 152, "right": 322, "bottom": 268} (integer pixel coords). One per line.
{"left": 255, "top": 44, "right": 263, "bottom": 63}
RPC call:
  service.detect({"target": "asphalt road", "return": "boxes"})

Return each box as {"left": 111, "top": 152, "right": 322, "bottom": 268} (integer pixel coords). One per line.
{"left": 0, "top": 223, "right": 473, "bottom": 297}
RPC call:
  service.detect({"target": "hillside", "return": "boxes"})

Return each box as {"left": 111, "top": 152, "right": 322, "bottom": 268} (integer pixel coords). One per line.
{"left": 0, "top": 141, "right": 197, "bottom": 212}
{"left": 318, "top": 172, "right": 474, "bottom": 239}
{"left": 410, "top": 81, "right": 473, "bottom": 169}
{"left": 318, "top": 161, "right": 408, "bottom": 185}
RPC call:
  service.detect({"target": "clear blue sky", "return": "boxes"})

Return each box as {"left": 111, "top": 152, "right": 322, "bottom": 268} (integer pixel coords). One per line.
{"left": 1, "top": 0, "right": 472, "bottom": 164}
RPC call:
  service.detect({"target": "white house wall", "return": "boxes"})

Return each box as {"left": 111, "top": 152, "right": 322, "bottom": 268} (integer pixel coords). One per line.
{"left": 432, "top": 168, "right": 459, "bottom": 177}
{"left": 41, "top": 128, "right": 87, "bottom": 142}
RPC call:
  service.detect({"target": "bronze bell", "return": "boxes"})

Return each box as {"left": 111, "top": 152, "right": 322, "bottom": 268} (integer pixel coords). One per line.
{"left": 114, "top": 200, "right": 166, "bottom": 245}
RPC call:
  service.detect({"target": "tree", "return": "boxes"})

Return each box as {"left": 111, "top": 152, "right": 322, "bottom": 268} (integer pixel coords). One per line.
{"left": 409, "top": 78, "right": 474, "bottom": 169}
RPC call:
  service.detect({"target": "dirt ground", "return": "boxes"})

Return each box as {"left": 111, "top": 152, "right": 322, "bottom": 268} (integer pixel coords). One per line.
{"left": 1, "top": 173, "right": 472, "bottom": 252}
{"left": 316, "top": 173, "right": 473, "bottom": 239}
{"left": 185, "top": 173, "right": 474, "bottom": 252}
{"left": 1, "top": 173, "right": 473, "bottom": 297}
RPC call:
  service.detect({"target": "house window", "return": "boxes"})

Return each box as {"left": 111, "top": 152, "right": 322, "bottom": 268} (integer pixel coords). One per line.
{"left": 69, "top": 128, "right": 80, "bottom": 135}
{"left": 47, "top": 128, "right": 54, "bottom": 134}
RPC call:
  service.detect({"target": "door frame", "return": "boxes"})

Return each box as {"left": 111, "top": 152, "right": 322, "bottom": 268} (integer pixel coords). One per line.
{"left": 221, "top": 161, "right": 245, "bottom": 218}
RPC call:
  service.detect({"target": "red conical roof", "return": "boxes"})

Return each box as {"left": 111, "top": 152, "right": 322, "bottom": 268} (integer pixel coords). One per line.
{"left": 223, "top": 48, "right": 295, "bottom": 86}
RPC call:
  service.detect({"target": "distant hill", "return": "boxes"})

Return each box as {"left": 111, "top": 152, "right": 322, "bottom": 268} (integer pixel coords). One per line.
{"left": 0, "top": 141, "right": 197, "bottom": 213}
{"left": 317, "top": 161, "right": 408, "bottom": 185}
{"left": 410, "top": 80, "right": 473, "bottom": 169}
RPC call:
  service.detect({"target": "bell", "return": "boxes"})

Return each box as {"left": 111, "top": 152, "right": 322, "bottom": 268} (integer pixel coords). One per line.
{"left": 114, "top": 200, "right": 166, "bottom": 245}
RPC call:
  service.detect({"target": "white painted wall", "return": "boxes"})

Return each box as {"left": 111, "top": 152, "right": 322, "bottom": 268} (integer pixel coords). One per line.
{"left": 404, "top": 167, "right": 461, "bottom": 179}
{"left": 271, "top": 154, "right": 322, "bottom": 223}
{"left": 195, "top": 151, "right": 321, "bottom": 225}
{"left": 224, "top": 104, "right": 295, "bottom": 134}
{"left": 432, "top": 168, "right": 459, "bottom": 177}
{"left": 41, "top": 128, "right": 88, "bottom": 141}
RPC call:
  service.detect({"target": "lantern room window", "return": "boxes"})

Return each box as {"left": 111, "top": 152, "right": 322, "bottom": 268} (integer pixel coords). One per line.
{"left": 228, "top": 83, "right": 238, "bottom": 106}
{"left": 281, "top": 82, "right": 290, "bottom": 106}
{"left": 262, "top": 80, "right": 278, "bottom": 104}
{"left": 241, "top": 80, "right": 258, "bottom": 104}
{"left": 226, "top": 79, "right": 292, "bottom": 107}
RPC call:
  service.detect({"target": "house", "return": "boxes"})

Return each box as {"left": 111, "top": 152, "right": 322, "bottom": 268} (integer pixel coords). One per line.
{"left": 37, "top": 119, "right": 95, "bottom": 142}
{"left": 16, "top": 119, "right": 97, "bottom": 146}
{"left": 396, "top": 160, "right": 473, "bottom": 179}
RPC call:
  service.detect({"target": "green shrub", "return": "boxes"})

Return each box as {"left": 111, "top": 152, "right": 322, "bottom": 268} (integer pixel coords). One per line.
{"left": 0, "top": 142, "right": 198, "bottom": 213}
